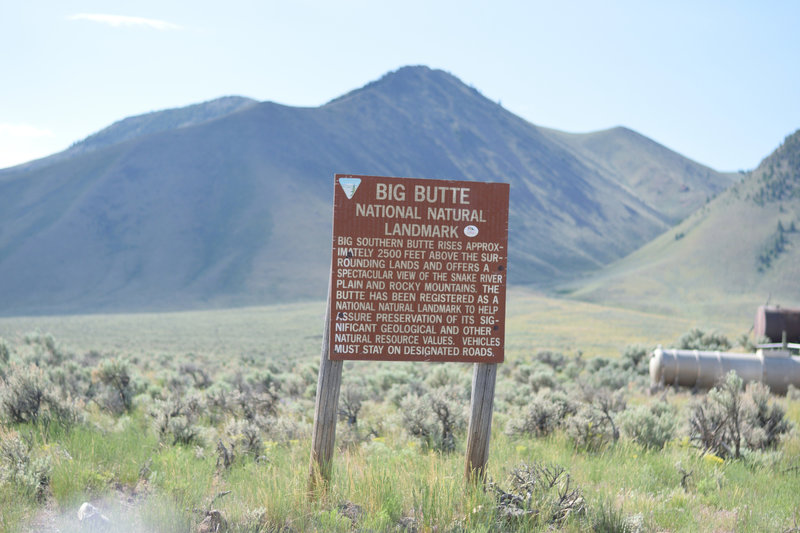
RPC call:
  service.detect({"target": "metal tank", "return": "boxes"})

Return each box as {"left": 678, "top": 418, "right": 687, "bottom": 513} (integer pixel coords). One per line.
{"left": 755, "top": 305, "right": 800, "bottom": 344}
{"left": 649, "top": 346, "right": 800, "bottom": 394}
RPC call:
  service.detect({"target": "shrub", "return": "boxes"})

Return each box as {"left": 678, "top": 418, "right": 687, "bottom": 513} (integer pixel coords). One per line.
{"left": 429, "top": 387, "right": 465, "bottom": 452}
{"left": 505, "top": 361, "right": 561, "bottom": 406}
{"left": 424, "top": 364, "right": 470, "bottom": 395}
{"left": 580, "top": 357, "right": 641, "bottom": 390}
{"left": 737, "top": 333, "right": 771, "bottom": 352}
{"left": 619, "top": 401, "right": 677, "bottom": 449}
{"left": 685, "top": 371, "right": 790, "bottom": 459}
{"left": 534, "top": 351, "right": 567, "bottom": 371}
{"left": 0, "top": 363, "right": 82, "bottom": 434}
{"left": 620, "top": 345, "right": 650, "bottom": 375}
{"left": 587, "top": 364, "right": 640, "bottom": 390}
{"left": 168, "top": 415, "right": 199, "bottom": 445}
{"left": 263, "top": 415, "right": 309, "bottom": 443}
{"left": 280, "top": 372, "right": 306, "bottom": 398}
{"left": 687, "top": 394, "right": 729, "bottom": 458}
{"left": 399, "top": 385, "right": 465, "bottom": 452}
{"left": 0, "top": 338, "right": 9, "bottom": 365}
{"left": 562, "top": 354, "right": 585, "bottom": 381}
{"left": 0, "top": 430, "right": 52, "bottom": 501}
{"left": 387, "top": 379, "right": 427, "bottom": 408}
{"left": 205, "top": 384, "right": 236, "bottom": 424}
{"left": 741, "top": 381, "right": 792, "bottom": 450}
{"left": 22, "top": 333, "right": 68, "bottom": 368}
{"left": 150, "top": 394, "right": 203, "bottom": 446}
{"left": 338, "top": 383, "right": 364, "bottom": 429}
{"left": 399, "top": 393, "right": 434, "bottom": 446}
{"left": 490, "top": 462, "right": 584, "bottom": 527}
{"left": 0, "top": 365, "right": 46, "bottom": 424}
{"left": 92, "top": 358, "right": 136, "bottom": 414}
{"left": 224, "top": 419, "right": 264, "bottom": 460}
{"left": 566, "top": 404, "right": 612, "bottom": 452}
{"left": 226, "top": 371, "right": 281, "bottom": 421}
{"left": 788, "top": 384, "right": 800, "bottom": 402}
{"left": 47, "top": 361, "right": 92, "bottom": 401}
{"left": 675, "top": 328, "right": 731, "bottom": 351}
{"left": 368, "top": 366, "right": 416, "bottom": 396}
{"left": 529, "top": 368, "right": 558, "bottom": 392}
{"left": 505, "top": 389, "right": 576, "bottom": 437}
{"left": 586, "top": 357, "right": 610, "bottom": 373}
{"left": 566, "top": 389, "right": 625, "bottom": 451}
{"left": 688, "top": 371, "right": 743, "bottom": 458}
{"left": 235, "top": 389, "right": 279, "bottom": 422}
{"left": 247, "top": 370, "right": 282, "bottom": 400}
{"left": 589, "top": 389, "right": 626, "bottom": 440}
{"left": 179, "top": 363, "right": 212, "bottom": 389}
{"left": 216, "top": 439, "right": 235, "bottom": 470}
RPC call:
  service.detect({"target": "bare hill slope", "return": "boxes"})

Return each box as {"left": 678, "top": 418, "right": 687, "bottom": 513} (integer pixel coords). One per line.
{"left": 0, "top": 66, "right": 733, "bottom": 314}
{"left": 567, "top": 130, "right": 800, "bottom": 319}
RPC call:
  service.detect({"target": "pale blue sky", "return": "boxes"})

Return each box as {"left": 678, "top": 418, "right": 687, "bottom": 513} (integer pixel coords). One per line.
{"left": 2, "top": 1, "right": 798, "bottom": 171}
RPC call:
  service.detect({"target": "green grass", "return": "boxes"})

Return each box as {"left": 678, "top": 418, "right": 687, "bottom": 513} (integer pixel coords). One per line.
{"left": 0, "top": 487, "right": 35, "bottom": 532}
{"left": 0, "top": 301, "right": 324, "bottom": 359}
{"left": 0, "top": 287, "right": 742, "bottom": 362}
{"left": 2, "top": 400, "right": 798, "bottom": 532}
{"left": 505, "top": 289, "right": 741, "bottom": 358}
{"left": 0, "top": 296, "right": 797, "bottom": 532}
{"left": 49, "top": 412, "right": 158, "bottom": 508}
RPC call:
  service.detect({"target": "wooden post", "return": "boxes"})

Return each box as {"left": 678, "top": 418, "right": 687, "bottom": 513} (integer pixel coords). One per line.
{"left": 308, "top": 291, "right": 343, "bottom": 491}
{"left": 465, "top": 362, "right": 497, "bottom": 483}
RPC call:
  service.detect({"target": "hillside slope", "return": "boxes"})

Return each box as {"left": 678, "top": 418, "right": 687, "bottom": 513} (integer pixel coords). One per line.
{"left": 567, "top": 130, "right": 800, "bottom": 319}
{"left": 0, "top": 67, "right": 733, "bottom": 315}
{"left": 9, "top": 96, "right": 258, "bottom": 173}
{"left": 549, "top": 126, "right": 733, "bottom": 223}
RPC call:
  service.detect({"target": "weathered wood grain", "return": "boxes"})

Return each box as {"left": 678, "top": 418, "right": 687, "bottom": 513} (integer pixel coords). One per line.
{"left": 308, "top": 291, "right": 343, "bottom": 490}
{"left": 465, "top": 362, "right": 497, "bottom": 482}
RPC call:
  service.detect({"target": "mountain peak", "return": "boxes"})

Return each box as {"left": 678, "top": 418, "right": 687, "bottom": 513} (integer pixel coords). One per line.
{"left": 326, "top": 66, "right": 479, "bottom": 106}
{"left": 377, "top": 65, "right": 456, "bottom": 84}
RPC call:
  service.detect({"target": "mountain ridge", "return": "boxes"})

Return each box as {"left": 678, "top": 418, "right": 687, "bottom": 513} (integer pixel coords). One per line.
{"left": 0, "top": 66, "right": 737, "bottom": 315}
{"left": 565, "top": 129, "right": 800, "bottom": 319}
{"left": 0, "top": 96, "right": 258, "bottom": 176}
{"left": 547, "top": 125, "right": 734, "bottom": 223}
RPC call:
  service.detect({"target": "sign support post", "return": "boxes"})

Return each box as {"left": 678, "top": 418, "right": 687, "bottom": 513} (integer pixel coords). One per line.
{"left": 465, "top": 362, "right": 497, "bottom": 482}
{"left": 308, "top": 285, "right": 343, "bottom": 491}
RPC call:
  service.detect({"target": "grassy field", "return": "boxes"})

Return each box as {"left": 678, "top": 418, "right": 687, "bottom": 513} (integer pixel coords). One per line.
{"left": 0, "top": 290, "right": 796, "bottom": 532}
{"left": 0, "top": 288, "right": 744, "bottom": 360}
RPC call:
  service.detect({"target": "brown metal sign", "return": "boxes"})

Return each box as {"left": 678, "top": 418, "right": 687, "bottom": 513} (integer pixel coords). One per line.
{"left": 328, "top": 174, "right": 509, "bottom": 363}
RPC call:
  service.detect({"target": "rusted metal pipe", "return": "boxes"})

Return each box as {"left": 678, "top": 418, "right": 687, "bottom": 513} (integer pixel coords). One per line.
{"left": 649, "top": 347, "right": 800, "bottom": 394}
{"left": 755, "top": 305, "right": 800, "bottom": 344}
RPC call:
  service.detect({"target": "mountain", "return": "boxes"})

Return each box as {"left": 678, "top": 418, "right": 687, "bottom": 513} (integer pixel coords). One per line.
{"left": 13, "top": 97, "right": 258, "bottom": 173}
{"left": 67, "top": 96, "right": 259, "bottom": 156}
{"left": 0, "top": 66, "right": 733, "bottom": 315}
{"left": 547, "top": 126, "right": 734, "bottom": 224}
{"left": 565, "top": 130, "right": 800, "bottom": 319}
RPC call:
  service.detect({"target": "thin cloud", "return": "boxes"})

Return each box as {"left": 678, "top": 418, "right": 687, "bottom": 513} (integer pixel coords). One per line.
{"left": 68, "top": 13, "right": 183, "bottom": 31}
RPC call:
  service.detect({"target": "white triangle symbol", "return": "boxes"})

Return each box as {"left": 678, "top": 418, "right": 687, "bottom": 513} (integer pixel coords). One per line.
{"left": 339, "top": 178, "right": 361, "bottom": 199}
